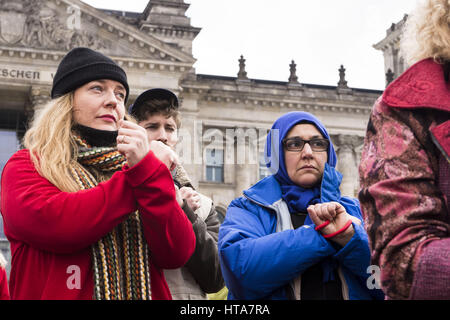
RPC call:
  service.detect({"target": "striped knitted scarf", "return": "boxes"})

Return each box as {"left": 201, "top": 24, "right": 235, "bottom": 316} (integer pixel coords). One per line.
{"left": 70, "top": 135, "right": 152, "bottom": 300}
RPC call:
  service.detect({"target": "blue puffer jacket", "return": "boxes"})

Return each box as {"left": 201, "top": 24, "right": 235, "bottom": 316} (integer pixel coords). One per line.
{"left": 218, "top": 164, "right": 385, "bottom": 300}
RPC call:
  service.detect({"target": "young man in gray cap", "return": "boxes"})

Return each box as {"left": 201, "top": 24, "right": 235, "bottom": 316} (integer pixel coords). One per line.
{"left": 129, "top": 88, "right": 224, "bottom": 299}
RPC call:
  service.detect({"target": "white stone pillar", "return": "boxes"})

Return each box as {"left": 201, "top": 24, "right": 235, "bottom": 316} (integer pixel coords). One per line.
{"left": 234, "top": 138, "right": 252, "bottom": 198}
{"left": 178, "top": 93, "right": 201, "bottom": 188}
{"left": 334, "top": 135, "right": 364, "bottom": 197}
{"left": 27, "top": 85, "right": 51, "bottom": 124}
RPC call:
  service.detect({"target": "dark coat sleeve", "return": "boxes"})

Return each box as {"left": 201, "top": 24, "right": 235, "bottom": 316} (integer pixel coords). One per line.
{"left": 181, "top": 201, "right": 225, "bottom": 293}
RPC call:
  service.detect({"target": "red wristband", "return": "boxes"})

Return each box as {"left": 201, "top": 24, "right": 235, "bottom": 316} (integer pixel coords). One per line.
{"left": 314, "top": 220, "right": 330, "bottom": 231}
{"left": 322, "top": 220, "right": 353, "bottom": 239}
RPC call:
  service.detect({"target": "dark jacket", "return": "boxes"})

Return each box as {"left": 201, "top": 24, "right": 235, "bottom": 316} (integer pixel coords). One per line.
{"left": 164, "top": 166, "right": 224, "bottom": 299}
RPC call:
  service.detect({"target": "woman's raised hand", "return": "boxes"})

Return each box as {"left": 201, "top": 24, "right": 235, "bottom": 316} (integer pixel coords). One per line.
{"left": 117, "top": 120, "right": 179, "bottom": 170}
{"left": 117, "top": 120, "right": 150, "bottom": 167}
{"left": 307, "top": 202, "right": 361, "bottom": 246}
{"left": 148, "top": 140, "right": 179, "bottom": 172}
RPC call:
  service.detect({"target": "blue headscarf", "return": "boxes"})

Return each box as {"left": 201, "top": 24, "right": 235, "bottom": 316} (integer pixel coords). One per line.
{"left": 265, "top": 111, "right": 338, "bottom": 213}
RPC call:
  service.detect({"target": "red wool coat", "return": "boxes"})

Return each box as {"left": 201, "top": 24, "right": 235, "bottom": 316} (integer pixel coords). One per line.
{"left": 0, "top": 149, "right": 195, "bottom": 300}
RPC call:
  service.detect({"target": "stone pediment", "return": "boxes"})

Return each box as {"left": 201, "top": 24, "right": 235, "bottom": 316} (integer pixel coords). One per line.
{"left": 0, "top": 0, "right": 195, "bottom": 69}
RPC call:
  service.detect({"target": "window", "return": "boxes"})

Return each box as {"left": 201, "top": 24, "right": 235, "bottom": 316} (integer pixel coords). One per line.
{"left": 259, "top": 151, "right": 271, "bottom": 179}
{"left": 0, "top": 130, "right": 20, "bottom": 178}
{"left": 205, "top": 148, "right": 224, "bottom": 182}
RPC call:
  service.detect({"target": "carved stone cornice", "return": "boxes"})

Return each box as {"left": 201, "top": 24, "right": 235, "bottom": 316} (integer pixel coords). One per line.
{"left": 181, "top": 74, "right": 380, "bottom": 116}
{"left": 69, "top": 0, "right": 195, "bottom": 63}
{"left": 141, "top": 25, "right": 201, "bottom": 40}
{"left": 373, "top": 15, "right": 407, "bottom": 51}
{"left": 29, "top": 85, "right": 51, "bottom": 101}
{"left": 182, "top": 89, "right": 373, "bottom": 115}
{"left": 0, "top": 46, "right": 192, "bottom": 74}
{"left": 0, "top": 0, "right": 107, "bottom": 51}
{"left": 0, "top": 0, "right": 195, "bottom": 70}
{"left": 25, "top": 85, "right": 51, "bottom": 121}
{"left": 333, "top": 134, "right": 364, "bottom": 150}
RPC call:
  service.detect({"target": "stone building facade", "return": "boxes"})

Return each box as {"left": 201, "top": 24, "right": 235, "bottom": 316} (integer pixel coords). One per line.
{"left": 0, "top": 0, "right": 399, "bottom": 274}
{"left": 373, "top": 14, "right": 408, "bottom": 86}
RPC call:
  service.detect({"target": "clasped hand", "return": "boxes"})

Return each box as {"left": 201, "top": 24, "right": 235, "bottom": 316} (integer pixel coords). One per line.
{"left": 179, "top": 187, "right": 201, "bottom": 212}
{"left": 307, "top": 202, "right": 361, "bottom": 247}
{"left": 117, "top": 120, "right": 179, "bottom": 171}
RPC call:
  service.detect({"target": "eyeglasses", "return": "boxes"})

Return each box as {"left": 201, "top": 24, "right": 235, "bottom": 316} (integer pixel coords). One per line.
{"left": 282, "top": 137, "right": 329, "bottom": 152}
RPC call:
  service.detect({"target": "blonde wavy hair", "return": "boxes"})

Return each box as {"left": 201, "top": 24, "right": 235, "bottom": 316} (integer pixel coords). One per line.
{"left": 400, "top": 0, "right": 450, "bottom": 65}
{"left": 23, "top": 93, "right": 82, "bottom": 192}
{"left": 23, "top": 94, "right": 134, "bottom": 192}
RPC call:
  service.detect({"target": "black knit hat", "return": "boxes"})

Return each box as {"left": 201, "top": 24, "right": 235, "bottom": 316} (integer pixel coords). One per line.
{"left": 51, "top": 47, "right": 129, "bottom": 102}
{"left": 128, "top": 88, "right": 179, "bottom": 116}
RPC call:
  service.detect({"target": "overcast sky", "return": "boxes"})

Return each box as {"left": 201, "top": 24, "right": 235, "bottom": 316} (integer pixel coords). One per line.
{"left": 82, "top": 0, "right": 421, "bottom": 90}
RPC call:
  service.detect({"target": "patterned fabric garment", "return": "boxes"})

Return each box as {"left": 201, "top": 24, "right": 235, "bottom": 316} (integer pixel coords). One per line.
{"left": 359, "top": 100, "right": 449, "bottom": 299}
{"left": 71, "top": 135, "right": 152, "bottom": 300}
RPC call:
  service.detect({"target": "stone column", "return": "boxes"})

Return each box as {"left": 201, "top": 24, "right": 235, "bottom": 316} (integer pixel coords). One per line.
{"left": 178, "top": 90, "right": 201, "bottom": 188}
{"left": 354, "top": 142, "right": 365, "bottom": 195}
{"left": 334, "top": 135, "right": 364, "bottom": 197}
{"left": 234, "top": 137, "right": 257, "bottom": 198}
{"left": 26, "top": 85, "right": 51, "bottom": 125}
{"left": 235, "top": 163, "right": 249, "bottom": 198}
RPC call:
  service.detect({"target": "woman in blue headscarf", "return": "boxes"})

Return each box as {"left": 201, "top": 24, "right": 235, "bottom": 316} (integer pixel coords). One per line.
{"left": 218, "top": 111, "right": 384, "bottom": 300}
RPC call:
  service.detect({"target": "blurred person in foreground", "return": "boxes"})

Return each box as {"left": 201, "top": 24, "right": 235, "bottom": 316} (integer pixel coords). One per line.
{"left": 359, "top": 0, "right": 450, "bottom": 299}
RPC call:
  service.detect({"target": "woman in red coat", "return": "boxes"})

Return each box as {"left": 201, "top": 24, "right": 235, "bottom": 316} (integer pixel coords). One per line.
{"left": 0, "top": 47, "right": 195, "bottom": 300}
